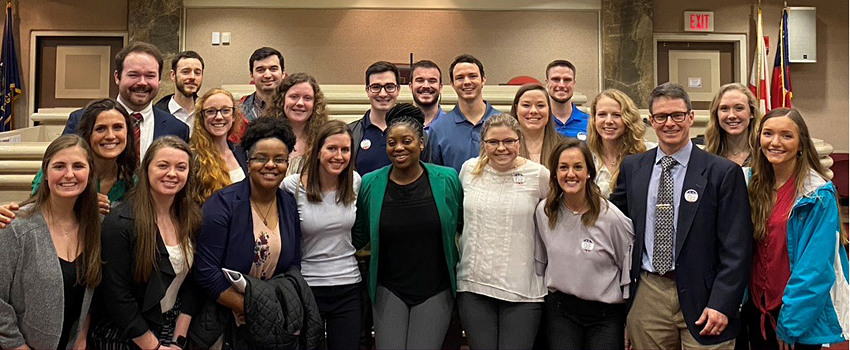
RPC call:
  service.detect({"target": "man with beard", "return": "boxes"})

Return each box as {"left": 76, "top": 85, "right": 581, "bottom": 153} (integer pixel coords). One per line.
{"left": 154, "top": 51, "right": 204, "bottom": 132}
{"left": 63, "top": 42, "right": 189, "bottom": 159}
{"left": 428, "top": 54, "right": 500, "bottom": 173}
{"left": 409, "top": 60, "right": 445, "bottom": 133}
{"left": 545, "top": 60, "right": 589, "bottom": 140}
{"left": 349, "top": 61, "right": 401, "bottom": 175}
{"left": 240, "top": 47, "right": 285, "bottom": 122}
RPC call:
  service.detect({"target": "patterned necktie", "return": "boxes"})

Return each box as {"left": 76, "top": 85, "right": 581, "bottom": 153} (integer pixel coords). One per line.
{"left": 653, "top": 155, "right": 677, "bottom": 275}
{"left": 131, "top": 113, "right": 143, "bottom": 156}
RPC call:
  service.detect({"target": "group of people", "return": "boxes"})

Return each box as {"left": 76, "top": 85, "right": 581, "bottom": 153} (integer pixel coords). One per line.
{"left": 0, "top": 39, "right": 846, "bottom": 350}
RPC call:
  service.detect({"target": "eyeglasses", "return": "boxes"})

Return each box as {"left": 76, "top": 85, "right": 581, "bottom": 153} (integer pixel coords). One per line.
{"left": 203, "top": 107, "right": 234, "bottom": 119}
{"left": 249, "top": 156, "right": 288, "bottom": 165}
{"left": 650, "top": 111, "right": 689, "bottom": 124}
{"left": 367, "top": 84, "right": 398, "bottom": 93}
{"left": 483, "top": 139, "right": 519, "bottom": 147}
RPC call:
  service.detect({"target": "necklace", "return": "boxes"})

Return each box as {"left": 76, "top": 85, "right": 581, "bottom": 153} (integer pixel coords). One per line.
{"left": 564, "top": 197, "right": 587, "bottom": 215}
{"left": 251, "top": 198, "right": 276, "bottom": 226}
{"left": 45, "top": 212, "right": 78, "bottom": 235}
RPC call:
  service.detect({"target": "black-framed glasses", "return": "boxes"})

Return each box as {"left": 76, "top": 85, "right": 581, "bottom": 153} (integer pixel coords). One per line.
{"left": 249, "top": 156, "right": 288, "bottom": 165}
{"left": 483, "top": 139, "right": 519, "bottom": 147}
{"left": 367, "top": 84, "right": 398, "bottom": 93}
{"left": 203, "top": 107, "right": 234, "bottom": 119}
{"left": 650, "top": 111, "right": 688, "bottom": 124}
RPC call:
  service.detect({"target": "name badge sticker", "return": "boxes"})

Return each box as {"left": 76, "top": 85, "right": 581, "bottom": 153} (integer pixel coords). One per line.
{"left": 576, "top": 132, "right": 587, "bottom": 141}
{"left": 684, "top": 189, "right": 699, "bottom": 203}
{"left": 581, "top": 239, "right": 594, "bottom": 252}
{"left": 513, "top": 173, "right": 525, "bottom": 185}
{"left": 360, "top": 139, "right": 371, "bottom": 150}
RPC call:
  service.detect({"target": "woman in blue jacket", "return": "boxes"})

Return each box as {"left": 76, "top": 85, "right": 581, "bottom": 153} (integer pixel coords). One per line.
{"left": 747, "top": 108, "right": 849, "bottom": 349}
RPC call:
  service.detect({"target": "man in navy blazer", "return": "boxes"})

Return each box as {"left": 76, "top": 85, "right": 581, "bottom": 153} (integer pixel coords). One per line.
{"left": 63, "top": 42, "right": 189, "bottom": 158}
{"left": 610, "top": 83, "right": 751, "bottom": 349}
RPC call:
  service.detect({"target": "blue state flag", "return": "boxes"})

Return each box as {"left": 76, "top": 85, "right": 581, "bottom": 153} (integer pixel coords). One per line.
{"left": 1, "top": 2, "right": 22, "bottom": 132}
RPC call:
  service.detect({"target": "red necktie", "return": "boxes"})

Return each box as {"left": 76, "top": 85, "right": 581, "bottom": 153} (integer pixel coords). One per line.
{"left": 131, "top": 113, "right": 143, "bottom": 157}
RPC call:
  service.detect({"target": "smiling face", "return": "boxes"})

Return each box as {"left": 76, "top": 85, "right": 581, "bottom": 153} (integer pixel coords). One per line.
{"left": 546, "top": 66, "right": 575, "bottom": 104}
{"left": 172, "top": 57, "right": 203, "bottom": 98}
{"left": 115, "top": 52, "right": 160, "bottom": 111}
{"left": 717, "top": 90, "right": 752, "bottom": 137}
{"left": 483, "top": 126, "right": 521, "bottom": 171}
{"left": 319, "top": 133, "right": 352, "bottom": 178}
{"left": 386, "top": 124, "right": 423, "bottom": 170}
{"left": 650, "top": 97, "right": 694, "bottom": 154}
{"left": 760, "top": 116, "right": 801, "bottom": 169}
{"left": 251, "top": 55, "right": 284, "bottom": 94}
{"left": 202, "top": 93, "right": 235, "bottom": 139}
{"left": 593, "top": 96, "right": 626, "bottom": 142}
{"left": 147, "top": 146, "right": 190, "bottom": 198}
{"left": 284, "top": 82, "right": 315, "bottom": 125}
{"left": 89, "top": 109, "right": 127, "bottom": 160}
{"left": 556, "top": 147, "right": 588, "bottom": 197}
{"left": 451, "top": 62, "right": 486, "bottom": 102}
{"left": 366, "top": 71, "right": 399, "bottom": 113}
{"left": 248, "top": 138, "right": 290, "bottom": 190}
{"left": 46, "top": 146, "right": 91, "bottom": 200}
{"left": 515, "top": 89, "right": 550, "bottom": 133}
{"left": 410, "top": 67, "right": 442, "bottom": 107}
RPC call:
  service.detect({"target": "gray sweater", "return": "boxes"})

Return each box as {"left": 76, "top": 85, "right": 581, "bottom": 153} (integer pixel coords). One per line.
{"left": 0, "top": 204, "right": 94, "bottom": 349}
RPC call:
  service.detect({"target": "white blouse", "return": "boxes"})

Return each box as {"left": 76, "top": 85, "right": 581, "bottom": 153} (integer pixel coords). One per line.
{"left": 456, "top": 157, "right": 550, "bottom": 302}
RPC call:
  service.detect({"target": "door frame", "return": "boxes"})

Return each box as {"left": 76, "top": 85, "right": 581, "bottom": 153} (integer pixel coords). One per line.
{"left": 653, "top": 33, "right": 747, "bottom": 87}
{"left": 28, "top": 31, "right": 128, "bottom": 126}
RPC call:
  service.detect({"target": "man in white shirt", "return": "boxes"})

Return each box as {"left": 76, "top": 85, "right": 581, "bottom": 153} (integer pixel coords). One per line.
{"left": 64, "top": 42, "right": 189, "bottom": 159}
{"left": 154, "top": 51, "right": 204, "bottom": 132}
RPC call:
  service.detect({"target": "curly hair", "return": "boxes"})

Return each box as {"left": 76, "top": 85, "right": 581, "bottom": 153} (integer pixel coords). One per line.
{"left": 190, "top": 88, "right": 244, "bottom": 204}
{"left": 705, "top": 83, "right": 760, "bottom": 161}
{"left": 586, "top": 89, "right": 647, "bottom": 193}
{"left": 241, "top": 116, "right": 297, "bottom": 157}
{"left": 264, "top": 73, "right": 328, "bottom": 158}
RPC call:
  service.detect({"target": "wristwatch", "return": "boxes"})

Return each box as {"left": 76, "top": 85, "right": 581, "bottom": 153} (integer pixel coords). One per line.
{"left": 174, "top": 336, "right": 188, "bottom": 349}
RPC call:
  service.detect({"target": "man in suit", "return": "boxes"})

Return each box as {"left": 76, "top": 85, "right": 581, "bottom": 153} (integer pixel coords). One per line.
{"left": 610, "top": 82, "right": 751, "bottom": 349}
{"left": 63, "top": 42, "right": 189, "bottom": 159}
{"left": 153, "top": 50, "right": 204, "bottom": 131}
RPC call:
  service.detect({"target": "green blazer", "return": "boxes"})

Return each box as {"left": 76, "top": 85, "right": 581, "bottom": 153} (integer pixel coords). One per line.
{"left": 353, "top": 162, "right": 463, "bottom": 302}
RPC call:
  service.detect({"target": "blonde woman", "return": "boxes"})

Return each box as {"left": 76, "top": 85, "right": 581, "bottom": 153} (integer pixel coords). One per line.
{"left": 510, "top": 84, "right": 563, "bottom": 164}
{"left": 587, "top": 89, "right": 651, "bottom": 198}
{"left": 705, "top": 83, "right": 760, "bottom": 167}
{"left": 190, "top": 89, "right": 248, "bottom": 204}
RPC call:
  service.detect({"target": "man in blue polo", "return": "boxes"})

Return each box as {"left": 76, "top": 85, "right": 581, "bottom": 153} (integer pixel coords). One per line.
{"left": 349, "top": 61, "right": 400, "bottom": 175}
{"left": 546, "top": 60, "right": 589, "bottom": 140}
{"left": 428, "top": 54, "right": 501, "bottom": 173}
{"left": 410, "top": 59, "right": 446, "bottom": 133}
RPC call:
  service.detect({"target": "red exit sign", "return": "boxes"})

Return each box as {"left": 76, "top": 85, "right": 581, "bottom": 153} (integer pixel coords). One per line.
{"left": 684, "top": 11, "right": 714, "bottom": 32}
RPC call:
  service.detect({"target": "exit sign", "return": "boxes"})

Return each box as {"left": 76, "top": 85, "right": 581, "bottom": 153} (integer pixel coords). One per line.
{"left": 684, "top": 11, "right": 714, "bottom": 32}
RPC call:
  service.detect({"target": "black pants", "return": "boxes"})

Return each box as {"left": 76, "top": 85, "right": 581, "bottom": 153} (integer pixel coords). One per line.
{"left": 312, "top": 283, "right": 362, "bottom": 350}
{"left": 742, "top": 298, "right": 822, "bottom": 350}
{"left": 544, "top": 291, "right": 626, "bottom": 350}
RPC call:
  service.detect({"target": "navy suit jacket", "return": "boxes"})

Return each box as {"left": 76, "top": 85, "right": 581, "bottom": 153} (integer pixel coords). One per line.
{"left": 610, "top": 144, "right": 752, "bottom": 345}
{"left": 62, "top": 105, "right": 189, "bottom": 143}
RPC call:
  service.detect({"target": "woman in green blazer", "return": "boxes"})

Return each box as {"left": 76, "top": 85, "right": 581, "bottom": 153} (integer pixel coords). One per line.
{"left": 352, "top": 103, "right": 462, "bottom": 349}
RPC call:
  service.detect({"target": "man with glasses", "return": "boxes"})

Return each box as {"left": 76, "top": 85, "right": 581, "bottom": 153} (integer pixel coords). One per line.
{"left": 610, "top": 83, "right": 751, "bottom": 349}
{"left": 409, "top": 60, "right": 445, "bottom": 133}
{"left": 428, "top": 54, "right": 501, "bottom": 173}
{"left": 349, "top": 61, "right": 401, "bottom": 175}
{"left": 545, "top": 60, "right": 589, "bottom": 139}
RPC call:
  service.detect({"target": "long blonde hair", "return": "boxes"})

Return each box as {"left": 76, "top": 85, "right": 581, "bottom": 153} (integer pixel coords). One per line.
{"left": 471, "top": 114, "right": 522, "bottom": 175}
{"left": 190, "top": 88, "right": 244, "bottom": 204}
{"left": 705, "top": 83, "right": 760, "bottom": 161}
{"left": 586, "top": 89, "right": 647, "bottom": 192}
{"left": 510, "top": 84, "right": 562, "bottom": 163}
{"left": 748, "top": 108, "right": 829, "bottom": 241}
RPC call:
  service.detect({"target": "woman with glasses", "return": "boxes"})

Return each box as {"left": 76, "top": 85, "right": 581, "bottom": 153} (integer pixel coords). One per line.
{"left": 190, "top": 89, "right": 248, "bottom": 204}
{"left": 89, "top": 136, "right": 200, "bottom": 350}
{"left": 510, "top": 84, "right": 562, "bottom": 164}
{"left": 352, "top": 103, "right": 461, "bottom": 349}
{"left": 705, "top": 83, "right": 760, "bottom": 167}
{"left": 455, "top": 113, "right": 549, "bottom": 349}
{"left": 745, "top": 108, "right": 849, "bottom": 350}
{"left": 586, "top": 89, "right": 652, "bottom": 198}
{"left": 282, "top": 120, "right": 362, "bottom": 349}
{"left": 535, "top": 139, "right": 634, "bottom": 349}
{"left": 265, "top": 73, "right": 329, "bottom": 176}
{"left": 0, "top": 135, "right": 101, "bottom": 350}
{"left": 195, "top": 117, "right": 302, "bottom": 343}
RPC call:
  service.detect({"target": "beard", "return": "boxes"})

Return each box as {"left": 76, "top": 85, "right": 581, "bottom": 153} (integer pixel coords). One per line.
{"left": 550, "top": 94, "right": 571, "bottom": 104}
{"left": 176, "top": 81, "right": 198, "bottom": 98}
{"left": 413, "top": 93, "right": 440, "bottom": 108}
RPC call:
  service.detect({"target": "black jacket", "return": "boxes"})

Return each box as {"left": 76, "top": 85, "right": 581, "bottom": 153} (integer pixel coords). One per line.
{"left": 95, "top": 201, "right": 202, "bottom": 339}
{"left": 348, "top": 110, "right": 431, "bottom": 165}
{"left": 188, "top": 266, "right": 323, "bottom": 349}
